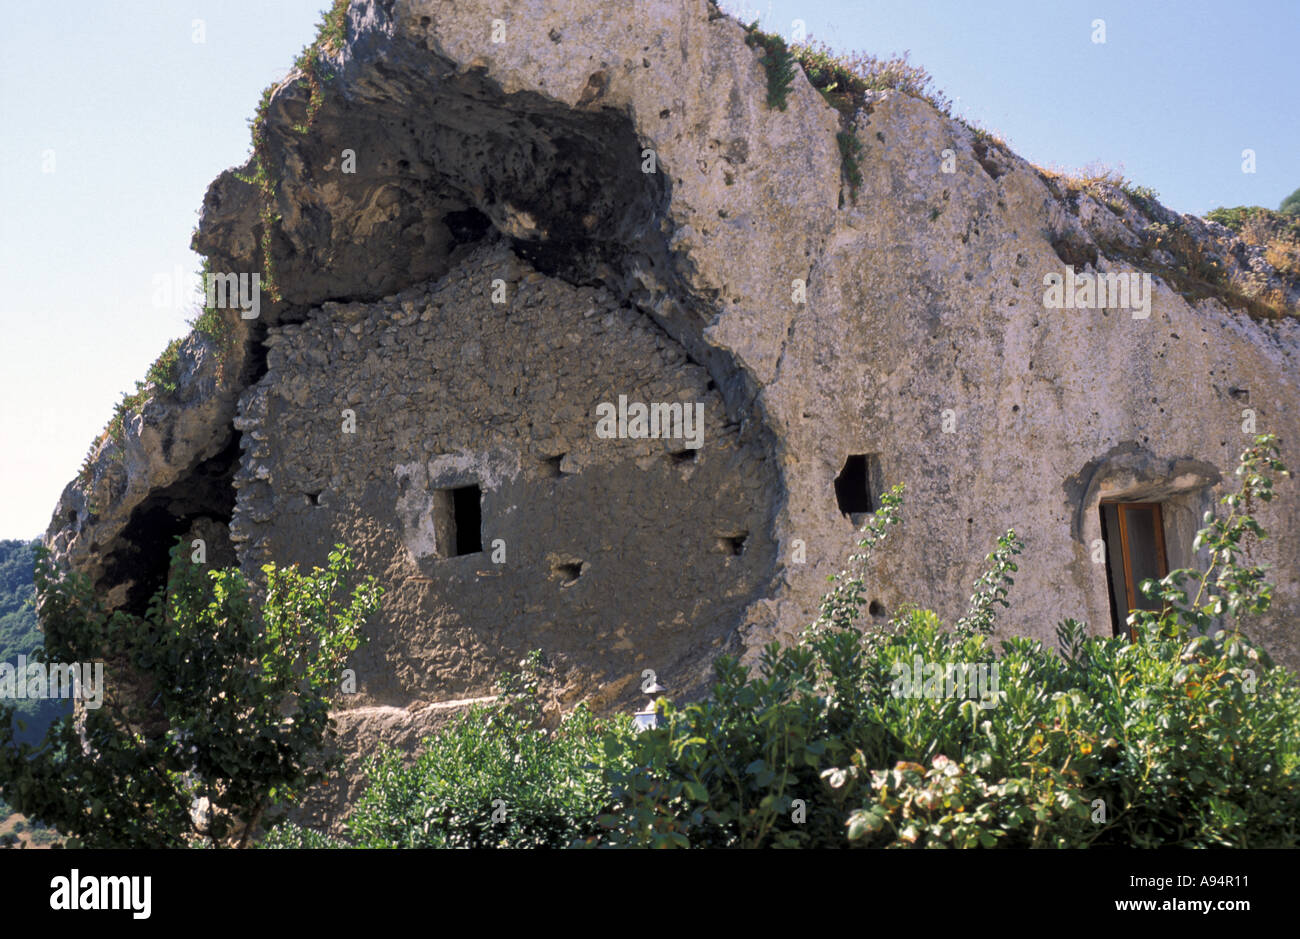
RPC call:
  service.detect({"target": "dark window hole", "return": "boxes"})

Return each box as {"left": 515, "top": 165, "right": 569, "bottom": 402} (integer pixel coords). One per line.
{"left": 671, "top": 448, "right": 698, "bottom": 464}
{"left": 717, "top": 533, "right": 748, "bottom": 556}
{"left": 868, "top": 600, "right": 885, "bottom": 617}
{"left": 451, "top": 486, "right": 482, "bottom": 556}
{"left": 543, "top": 454, "right": 566, "bottom": 477}
{"left": 306, "top": 491, "right": 322, "bottom": 506}
{"left": 835, "top": 453, "right": 881, "bottom": 525}
{"left": 554, "top": 561, "right": 583, "bottom": 586}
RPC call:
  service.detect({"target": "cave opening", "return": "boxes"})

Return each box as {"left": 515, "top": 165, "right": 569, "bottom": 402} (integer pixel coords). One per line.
{"left": 99, "top": 433, "right": 243, "bottom": 617}
{"left": 442, "top": 207, "right": 494, "bottom": 246}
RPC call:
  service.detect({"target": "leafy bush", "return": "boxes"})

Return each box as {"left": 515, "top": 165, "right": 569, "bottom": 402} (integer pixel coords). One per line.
{"left": 584, "top": 437, "right": 1299, "bottom": 848}
{"left": 1207, "top": 205, "right": 1276, "bottom": 233}
{"left": 0, "top": 540, "right": 381, "bottom": 848}
{"left": 262, "top": 438, "right": 1298, "bottom": 849}
{"left": 1278, "top": 187, "right": 1300, "bottom": 216}
{"left": 269, "top": 652, "right": 630, "bottom": 848}
{"left": 260, "top": 822, "right": 346, "bottom": 848}
{"left": 792, "top": 41, "right": 952, "bottom": 118}
{"left": 1206, "top": 204, "right": 1300, "bottom": 240}
{"left": 743, "top": 24, "right": 798, "bottom": 110}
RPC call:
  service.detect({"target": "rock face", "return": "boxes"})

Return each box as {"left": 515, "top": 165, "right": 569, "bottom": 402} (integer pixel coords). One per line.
{"left": 47, "top": 0, "right": 1300, "bottom": 829}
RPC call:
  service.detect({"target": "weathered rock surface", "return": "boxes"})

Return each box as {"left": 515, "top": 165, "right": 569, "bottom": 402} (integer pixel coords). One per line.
{"left": 48, "top": 0, "right": 1300, "bottom": 830}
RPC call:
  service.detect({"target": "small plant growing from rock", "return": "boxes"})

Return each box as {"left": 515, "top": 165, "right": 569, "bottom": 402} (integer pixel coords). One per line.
{"left": 743, "top": 23, "right": 798, "bottom": 111}
{"left": 837, "top": 129, "right": 864, "bottom": 203}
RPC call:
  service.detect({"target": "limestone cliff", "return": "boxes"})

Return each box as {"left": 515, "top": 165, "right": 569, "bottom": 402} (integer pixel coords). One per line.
{"left": 46, "top": 0, "right": 1300, "bottom": 828}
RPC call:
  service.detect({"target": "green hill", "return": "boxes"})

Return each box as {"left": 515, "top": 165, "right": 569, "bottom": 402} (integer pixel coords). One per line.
{"left": 0, "top": 539, "right": 71, "bottom": 746}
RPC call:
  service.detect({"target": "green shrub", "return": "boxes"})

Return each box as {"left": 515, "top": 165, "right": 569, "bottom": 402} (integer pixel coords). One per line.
{"left": 743, "top": 24, "right": 798, "bottom": 110}
{"left": 260, "top": 823, "right": 346, "bottom": 848}
{"left": 836, "top": 130, "right": 863, "bottom": 202}
{"left": 266, "top": 439, "right": 1298, "bottom": 849}
{"left": 587, "top": 436, "right": 1300, "bottom": 848}
{"left": 1122, "top": 182, "right": 1159, "bottom": 205}
{"left": 587, "top": 488, "right": 905, "bottom": 848}
{"left": 1205, "top": 205, "right": 1296, "bottom": 235}
{"left": 792, "top": 42, "right": 952, "bottom": 118}
{"left": 1279, "top": 187, "right": 1300, "bottom": 216}
{"left": 313, "top": 652, "right": 630, "bottom": 848}
{"left": 0, "top": 541, "right": 381, "bottom": 848}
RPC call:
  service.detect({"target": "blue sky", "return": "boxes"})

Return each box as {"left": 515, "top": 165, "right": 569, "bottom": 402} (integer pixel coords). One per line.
{"left": 1, "top": 0, "right": 1296, "bottom": 539}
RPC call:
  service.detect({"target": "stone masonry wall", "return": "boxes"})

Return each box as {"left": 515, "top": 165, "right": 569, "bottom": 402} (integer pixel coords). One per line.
{"left": 233, "top": 242, "right": 781, "bottom": 709}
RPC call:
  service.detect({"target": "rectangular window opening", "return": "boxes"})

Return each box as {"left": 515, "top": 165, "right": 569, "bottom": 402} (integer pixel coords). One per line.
{"left": 432, "top": 483, "right": 483, "bottom": 558}
{"left": 1099, "top": 501, "right": 1168, "bottom": 639}
{"left": 451, "top": 485, "right": 483, "bottom": 556}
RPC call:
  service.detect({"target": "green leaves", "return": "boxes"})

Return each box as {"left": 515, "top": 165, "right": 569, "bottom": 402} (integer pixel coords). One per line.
{"left": 810, "top": 483, "right": 904, "bottom": 637}
{"left": 77, "top": 432, "right": 1299, "bottom": 851}
{"left": 682, "top": 780, "right": 710, "bottom": 803}
{"left": 331, "top": 655, "right": 625, "bottom": 850}
{"left": 743, "top": 24, "right": 798, "bottom": 111}
{"left": 955, "top": 531, "right": 1023, "bottom": 640}
{"left": 0, "top": 539, "right": 381, "bottom": 848}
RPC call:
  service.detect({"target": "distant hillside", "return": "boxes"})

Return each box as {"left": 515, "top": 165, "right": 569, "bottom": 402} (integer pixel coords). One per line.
{"left": 0, "top": 539, "right": 70, "bottom": 746}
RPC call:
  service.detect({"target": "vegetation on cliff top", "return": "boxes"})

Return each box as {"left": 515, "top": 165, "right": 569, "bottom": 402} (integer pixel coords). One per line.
{"left": 742, "top": 21, "right": 952, "bottom": 202}
{"left": 740, "top": 12, "right": 1296, "bottom": 322}
{"left": 76, "top": 1, "right": 351, "bottom": 493}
